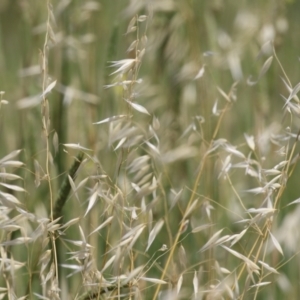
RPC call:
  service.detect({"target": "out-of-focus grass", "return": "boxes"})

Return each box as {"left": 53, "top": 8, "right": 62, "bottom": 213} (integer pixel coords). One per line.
{"left": 1, "top": 0, "right": 300, "bottom": 299}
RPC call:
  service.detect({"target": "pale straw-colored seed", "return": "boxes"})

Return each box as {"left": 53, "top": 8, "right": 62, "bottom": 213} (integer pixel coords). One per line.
{"left": 258, "top": 260, "right": 279, "bottom": 274}
{"left": 200, "top": 229, "right": 224, "bottom": 252}
{"left": 146, "top": 219, "right": 164, "bottom": 251}
{"left": 269, "top": 231, "right": 283, "bottom": 255}
{"left": 176, "top": 274, "right": 183, "bottom": 294}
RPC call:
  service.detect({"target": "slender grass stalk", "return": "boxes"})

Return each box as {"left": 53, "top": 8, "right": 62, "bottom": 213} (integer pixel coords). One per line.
{"left": 53, "top": 152, "right": 84, "bottom": 221}
{"left": 153, "top": 98, "right": 232, "bottom": 299}
{"left": 41, "top": 0, "right": 59, "bottom": 294}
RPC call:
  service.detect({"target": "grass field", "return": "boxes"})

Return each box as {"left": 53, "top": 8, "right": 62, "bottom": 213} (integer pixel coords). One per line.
{"left": 1, "top": 0, "right": 300, "bottom": 299}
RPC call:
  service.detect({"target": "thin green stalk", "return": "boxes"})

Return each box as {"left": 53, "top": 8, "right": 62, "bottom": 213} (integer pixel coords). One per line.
{"left": 53, "top": 152, "right": 84, "bottom": 221}
{"left": 41, "top": 0, "right": 60, "bottom": 289}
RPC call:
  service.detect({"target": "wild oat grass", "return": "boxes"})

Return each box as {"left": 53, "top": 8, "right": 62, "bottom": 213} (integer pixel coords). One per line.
{"left": 1, "top": 0, "right": 300, "bottom": 299}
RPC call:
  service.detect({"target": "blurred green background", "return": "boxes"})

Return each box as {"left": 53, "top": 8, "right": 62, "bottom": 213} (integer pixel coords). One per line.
{"left": 1, "top": 0, "right": 300, "bottom": 299}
